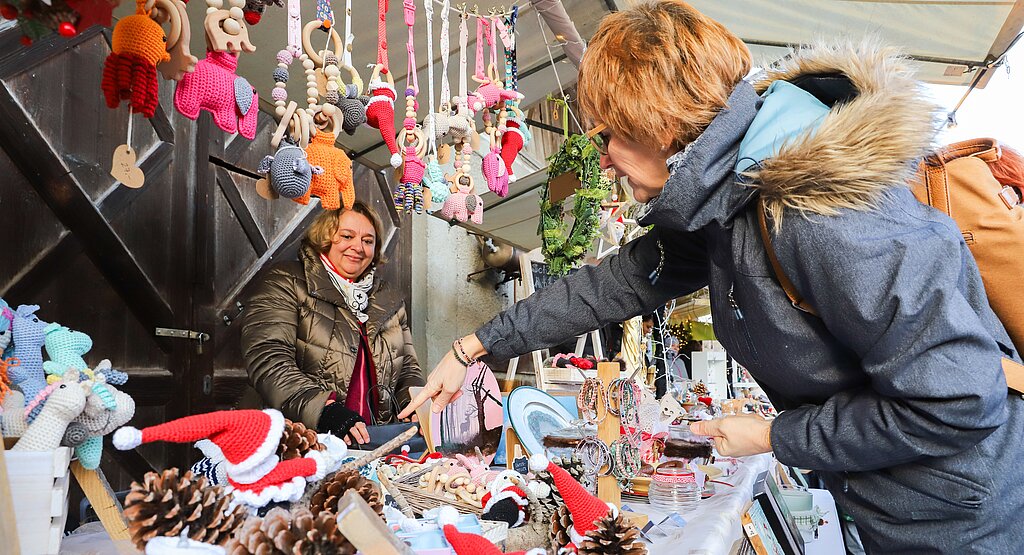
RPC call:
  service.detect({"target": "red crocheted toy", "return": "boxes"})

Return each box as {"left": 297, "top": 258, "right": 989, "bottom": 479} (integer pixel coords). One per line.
{"left": 101, "top": 0, "right": 170, "bottom": 118}
{"left": 365, "top": 65, "right": 401, "bottom": 167}
{"left": 501, "top": 117, "right": 525, "bottom": 182}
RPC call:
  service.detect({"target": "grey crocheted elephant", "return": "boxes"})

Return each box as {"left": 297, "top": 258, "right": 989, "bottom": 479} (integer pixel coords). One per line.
{"left": 258, "top": 143, "right": 323, "bottom": 199}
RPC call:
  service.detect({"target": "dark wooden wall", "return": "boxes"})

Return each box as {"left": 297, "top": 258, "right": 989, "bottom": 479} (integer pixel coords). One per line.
{"left": 0, "top": 26, "right": 412, "bottom": 498}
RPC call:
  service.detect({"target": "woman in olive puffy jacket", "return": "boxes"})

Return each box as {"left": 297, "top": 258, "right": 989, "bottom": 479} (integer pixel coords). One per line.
{"left": 240, "top": 202, "right": 424, "bottom": 446}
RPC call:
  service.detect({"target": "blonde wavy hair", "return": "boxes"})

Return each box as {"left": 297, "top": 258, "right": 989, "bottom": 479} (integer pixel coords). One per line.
{"left": 303, "top": 202, "right": 386, "bottom": 268}
{"left": 578, "top": 0, "right": 751, "bottom": 149}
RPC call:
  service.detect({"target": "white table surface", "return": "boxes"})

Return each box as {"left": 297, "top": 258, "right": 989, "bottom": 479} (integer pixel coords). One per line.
{"left": 805, "top": 488, "right": 844, "bottom": 555}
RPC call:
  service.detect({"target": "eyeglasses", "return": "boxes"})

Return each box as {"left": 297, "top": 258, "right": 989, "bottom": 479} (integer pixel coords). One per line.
{"left": 587, "top": 123, "right": 611, "bottom": 156}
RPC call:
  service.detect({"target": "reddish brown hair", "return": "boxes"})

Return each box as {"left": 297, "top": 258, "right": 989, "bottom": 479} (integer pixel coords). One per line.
{"left": 578, "top": 1, "right": 751, "bottom": 149}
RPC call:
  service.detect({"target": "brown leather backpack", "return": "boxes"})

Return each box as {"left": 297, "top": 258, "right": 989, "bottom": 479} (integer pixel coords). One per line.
{"left": 758, "top": 138, "right": 1024, "bottom": 394}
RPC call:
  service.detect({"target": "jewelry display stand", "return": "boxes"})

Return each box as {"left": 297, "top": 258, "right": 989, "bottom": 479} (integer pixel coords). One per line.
{"left": 596, "top": 361, "right": 621, "bottom": 507}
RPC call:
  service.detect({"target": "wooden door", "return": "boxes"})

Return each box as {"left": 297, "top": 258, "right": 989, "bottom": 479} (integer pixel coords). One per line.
{"left": 0, "top": 26, "right": 412, "bottom": 492}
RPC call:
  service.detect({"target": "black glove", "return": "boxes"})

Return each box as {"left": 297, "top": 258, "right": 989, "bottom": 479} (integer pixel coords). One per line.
{"left": 318, "top": 403, "right": 364, "bottom": 440}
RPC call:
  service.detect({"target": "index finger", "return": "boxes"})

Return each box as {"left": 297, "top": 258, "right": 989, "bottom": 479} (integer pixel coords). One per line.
{"left": 398, "top": 385, "right": 438, "bottom": 420}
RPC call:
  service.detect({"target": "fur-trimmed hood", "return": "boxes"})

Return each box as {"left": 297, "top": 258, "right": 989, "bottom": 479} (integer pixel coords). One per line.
{"left": 638, "top": 40, "right": 942, "bottom": 232}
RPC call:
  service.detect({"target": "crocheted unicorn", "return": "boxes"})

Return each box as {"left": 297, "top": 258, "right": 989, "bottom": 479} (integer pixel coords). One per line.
{"left": 9, "top": 305, "right": 49, "bottom": 405}
{"left": 12, "top": 370, "right": 89, "bottom": 452}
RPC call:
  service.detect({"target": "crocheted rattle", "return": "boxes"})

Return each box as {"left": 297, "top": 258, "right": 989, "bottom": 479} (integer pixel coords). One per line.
{"left": 300, "top": 109, "right": 355, "bottom": 210}
{"left": 101, "top": 0, "right": 170, "bottom": 118}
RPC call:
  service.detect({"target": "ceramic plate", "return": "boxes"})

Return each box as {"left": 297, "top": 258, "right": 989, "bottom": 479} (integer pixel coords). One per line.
{"left": 428, "top": 362, "right": 504, "bottom": 464}
{"left": 507, "top": 386, "right": 576, "bottom": 457}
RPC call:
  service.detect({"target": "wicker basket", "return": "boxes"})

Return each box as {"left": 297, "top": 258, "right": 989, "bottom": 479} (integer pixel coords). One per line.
{"left": 390, "top": 463, "right": 484, "bottom": 517}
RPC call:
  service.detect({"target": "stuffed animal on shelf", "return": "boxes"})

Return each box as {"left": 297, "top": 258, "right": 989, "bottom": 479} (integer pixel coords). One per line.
{"left": 13, "top": 371, "right": 89, "bottom": 452}
{"left": 73, "top": 375, "right": 135, "bottom": 469}
{"left": 9, "top": 304, "right": 49, "bottom": 407}
{"left": 441, "top": 174, "right": 483, "bottom": 225}
{"left": 174, "top": 51, "right": 259, "bottom": 139}
{"left": 298, "top": 109, "right": 355, "bottom": 210}
{"left": 101, "top": 0, "right": 170, "bottom": 118}
{"left": 43, "top": 323, "right": 91, "bottom": 373}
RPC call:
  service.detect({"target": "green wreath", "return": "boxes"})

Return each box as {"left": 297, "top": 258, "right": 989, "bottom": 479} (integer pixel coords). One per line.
{"left": 538, "top": 134, "right": 612, "bottom": 276}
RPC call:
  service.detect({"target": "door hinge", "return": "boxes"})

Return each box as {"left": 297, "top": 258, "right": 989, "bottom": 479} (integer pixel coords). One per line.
{"left": 155, "top": 327, "right": 210, "bottom": 353}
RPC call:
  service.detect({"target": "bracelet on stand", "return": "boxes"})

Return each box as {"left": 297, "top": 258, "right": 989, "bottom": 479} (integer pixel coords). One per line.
{"left": 577, "top": 376, "right": 608, "bottom": 425}
{"left": 609, "top": 436, "right": 642, "bottom": 486}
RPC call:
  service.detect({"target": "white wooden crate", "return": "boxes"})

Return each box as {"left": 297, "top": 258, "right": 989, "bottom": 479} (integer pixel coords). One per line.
{"left": 2, "top": 441, "right": 72, "bottom": 555}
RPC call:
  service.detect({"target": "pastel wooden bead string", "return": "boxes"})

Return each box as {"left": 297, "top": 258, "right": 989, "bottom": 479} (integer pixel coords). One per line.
{"left": 271, "top": 48, "right": 318, "bottom": 122}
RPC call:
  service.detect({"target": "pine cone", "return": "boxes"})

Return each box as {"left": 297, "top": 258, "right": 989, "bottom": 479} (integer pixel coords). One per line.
{"left": 124, "top": 468, "right": 246, "bottom": 551}
{"left": 692, "top": 381, "right": 709, "bottom": 397}
{"left": 577, "top": 513, "right": 647, "bottom": 555}
{"left": 308, "top": 469, "right": 383, "bottom": 516}
{"left": 556, "top": 454, "right": 587, "bottom": 487}
{"left": 533, "top": 470, "right": 563, "bottom": 521}
{"left": 278, "top": 418, "right": 324, "bottom": 460}
{"left": 227, "top": 507, "right": 353, "bottom": 555}
{"left": 549, "top": 503, "right": 573, "bottom": 550}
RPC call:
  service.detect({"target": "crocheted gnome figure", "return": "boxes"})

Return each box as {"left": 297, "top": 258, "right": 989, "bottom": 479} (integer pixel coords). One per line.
{"left": 365, "top": 78, "right": 401, "bottom": 167}
{"left": 481, "top": 484, "right": 529, "bottom": 527}
{"left": 501, "top": 117, "right": 526, "bottom": 182}
{"left": 529, "top": 453, "right": 618, "bottom": 549}
{"left": 113, "top": 409, "right": 345, "bottom": 507}
{"left": 438, "top": 509, "right": 545, "bottom": 555}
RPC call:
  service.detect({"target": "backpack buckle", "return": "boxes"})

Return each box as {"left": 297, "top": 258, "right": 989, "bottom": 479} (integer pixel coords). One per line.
{"left": 998, "top": 186, "right": 1021, "bottom": 210}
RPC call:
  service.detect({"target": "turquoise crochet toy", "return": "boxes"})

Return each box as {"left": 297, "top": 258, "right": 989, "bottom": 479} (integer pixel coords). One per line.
{"left": 44, "top": 323, "right": 92, "bottom": 371}
{"left": 10, "top": 305, "right": 49, "bottom": 406}
{"left": 425, "top": 159, "right": 450, "bottom": 212}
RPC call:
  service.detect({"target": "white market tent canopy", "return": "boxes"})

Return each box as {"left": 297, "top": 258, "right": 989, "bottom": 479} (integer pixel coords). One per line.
{"left": 476, "top": 0, "right": 1024, "bottom": 250}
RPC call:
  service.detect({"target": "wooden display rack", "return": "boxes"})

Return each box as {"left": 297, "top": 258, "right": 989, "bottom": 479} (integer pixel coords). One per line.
{"left": 1, "top": 437, "right": 130, "bottom": 553}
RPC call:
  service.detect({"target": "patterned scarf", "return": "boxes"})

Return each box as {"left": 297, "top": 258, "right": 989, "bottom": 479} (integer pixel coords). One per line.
{"left": 320, "top": 253, "right": 374, "bottom": 323}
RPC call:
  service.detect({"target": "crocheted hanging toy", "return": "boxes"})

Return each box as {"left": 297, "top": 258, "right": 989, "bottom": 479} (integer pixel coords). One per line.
{"left": 12, "top": 371, "right": 90, "bottom": 453}
{"left": 101, "top": 0, "right": 170, "bottom": 119}
{"left": 425, "top": 158, "right": 449, "bottom": 210}
{"left": 153, "top": 0, "right": 198, "bottom": 81}
{"left": 174, "top": 0, "right": 257, "bottom": 139}
{"left": 501, "top": 111, "right": 529, "bottom": 182}
{"left": 481, "top": 129, "right": 509, "bottom": 197}
{"left": 301, "top": 122, "right": 355, "bottom": 210}
{"left": 9, "top": 305, "right": 49, "bottom": 407}
{"left": 366, "top": 64, "right": 401, "bottom": 167}
{"left": 241, "top": 0, "right": 281, "bottom": 26}
{"left": 113, "top": 409, "right": 348, "bottom": 507}
{"left": 261, "top": 46, "right": 319, "bottom": 201}
{"left": 259, "top": 141, "right": 321, "bottom": 199}
{"left": 441, "top": 173, "right": 483, "bottom": 225}
{"left": 392, "top": 0, "right": 426, "bottom": 214}
{"left": 529, "top": 453, "right": 617, "bottom": 549}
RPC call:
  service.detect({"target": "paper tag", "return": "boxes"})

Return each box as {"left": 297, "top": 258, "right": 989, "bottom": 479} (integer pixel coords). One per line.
{"left": 437, "top": 143, "right": 452, "bottom": 165}
{"left": 256, "top": 178, "right": 279, "bottom": 200}
{"left": 110, "top": 145, "right": 145, "bottom": 188}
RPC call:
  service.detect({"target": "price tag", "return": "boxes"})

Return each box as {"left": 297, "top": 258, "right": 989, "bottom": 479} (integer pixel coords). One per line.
{"left": 110, "top": 145, "right": 145, "bottom": 188}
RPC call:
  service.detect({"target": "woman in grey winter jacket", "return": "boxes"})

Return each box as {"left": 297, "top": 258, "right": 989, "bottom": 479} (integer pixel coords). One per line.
{"left": 401, "top": 2, "right": 1024, "bottom": 552}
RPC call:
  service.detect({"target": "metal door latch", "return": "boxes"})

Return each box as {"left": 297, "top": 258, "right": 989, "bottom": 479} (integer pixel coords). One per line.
{"left": 155, "top": 327, "right": 210, "bottom": 353}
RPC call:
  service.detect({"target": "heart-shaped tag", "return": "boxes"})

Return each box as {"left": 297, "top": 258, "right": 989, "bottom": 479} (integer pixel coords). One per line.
{"left": 111, "top": 145, "right": 145, "bottom": 188}
{"left": 256, "top": 178, "right": 279, "bottom": 200}
{"left": 437, "top": 143, "right": 452, "bottom": 165}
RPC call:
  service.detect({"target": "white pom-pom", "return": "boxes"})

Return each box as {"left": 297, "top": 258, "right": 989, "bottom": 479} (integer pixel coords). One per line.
{"left": 390, "top": 152, "right": 403, "bottom": 168}
{"left": 436, "top": 505, "right": 460, "bottom": 527}
{"left": 306, "top": 450, "right": 328, "bottom": 481}
{"left": 508, "top": 173, "right": 517, "bottom": 183}
{"left": 112, "top": 427, "right": 142, "bottom": 450}
{"left": 529, "top": 453, "right": 549, "bottom": 473}
{"left": 529, "top": 480, "right": 551, "bottom": 499}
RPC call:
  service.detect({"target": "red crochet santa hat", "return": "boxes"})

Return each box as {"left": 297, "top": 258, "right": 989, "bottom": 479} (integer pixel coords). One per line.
{"left": 440, "top": 518, "right": 545, "bottom": 555}
{"left": 480, "top": 484, "right": 529, "bottom": 527}
{"left": 113, "top": 409, "right": 285, "bottom": 478}
{"left": 500, "top": 118, "right": 525, "bottom": 182}
{"left": 365, "top": 79, "right": 401, "bottom": 168}
{"left": 529, "top": 453, "right": 617, "bottom": 547}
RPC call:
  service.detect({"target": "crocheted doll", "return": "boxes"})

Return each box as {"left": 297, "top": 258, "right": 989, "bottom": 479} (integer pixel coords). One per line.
{"left": 501, "top": 115, "right": 529, "bottom": 183}
{"left": 365, "top": 65, "right": 401, "bottom": 167}
{"left": 469, "top": 69, "right": 522, "bottom": 114}
{"left": 394, "top": 144, "right": 426, "bottom": 214}
{"left": 481, "top": 138, "right": 509, "bottom": 197}
{"left": 258, "top": 142, "right": 321, "bottom": 199}
{"left": 9, "top": 305, "right": 49, "bottom": 407}
{"left": 174, "top": 51, "right": 259, "bottom": 139}
{"left": 441, "top": 175, "right": 484, "bottom": 225}
{"left": 299, "top": 128, "right": 355, "bottom": 211}
{"left": 12, "top": 371, "right": 89, "bottom": 452}
{"left": 101, "top": 0, "right": 171, "bottom": 118}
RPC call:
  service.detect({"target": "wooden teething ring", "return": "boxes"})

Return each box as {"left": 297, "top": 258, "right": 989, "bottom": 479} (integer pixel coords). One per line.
{"left": 342, "top": 64, "right": 363, "bottom": 96}
{"left": 368, "top": 63, "right": 395, "bottom": 88}
{"left": 271, "top": 101, "right": 299, "bottom": 149}
{"left": 302, "top": 20, "right": 344, "bottom": 67}
{"left": 149, "top": 0, "right": 182, "bottom": 48}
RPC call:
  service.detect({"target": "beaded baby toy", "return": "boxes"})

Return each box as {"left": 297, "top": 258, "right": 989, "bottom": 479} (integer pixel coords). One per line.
{"left": 421, "top": 0, "right": 448, "bottom": 211}
{"left": 392, "top": 0, "right": 427, "bottom": 214}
